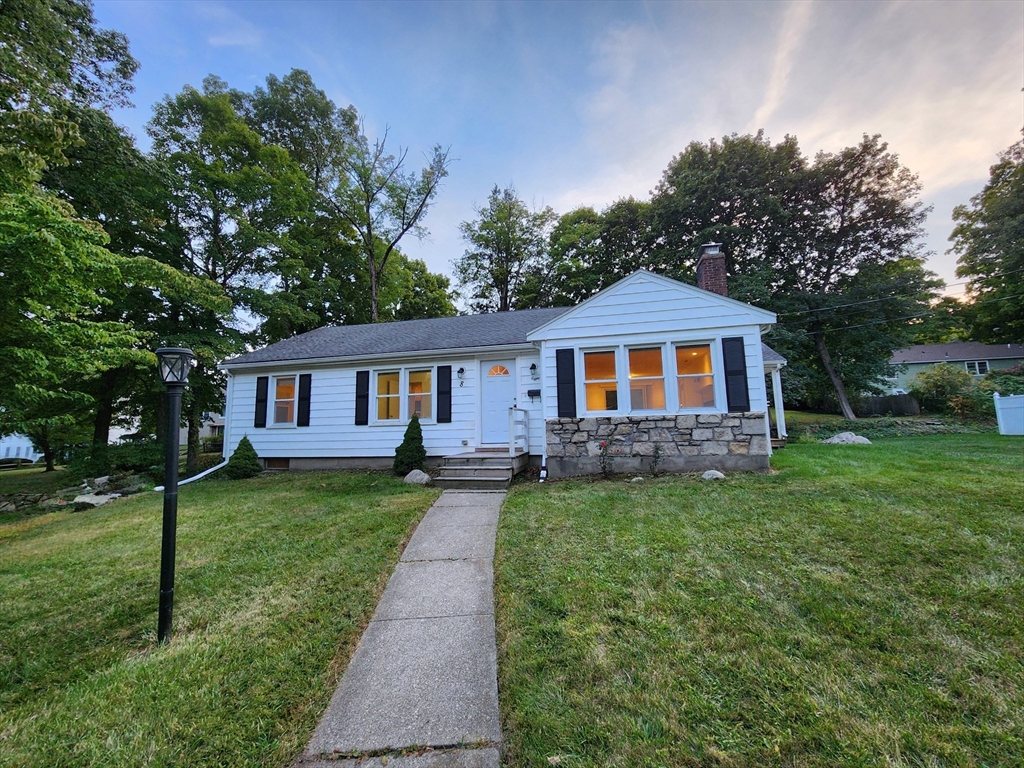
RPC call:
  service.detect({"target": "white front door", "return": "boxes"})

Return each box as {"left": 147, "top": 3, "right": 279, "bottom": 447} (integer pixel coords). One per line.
{"left": 481, "top": 360, "right": 516, "bottom": 444}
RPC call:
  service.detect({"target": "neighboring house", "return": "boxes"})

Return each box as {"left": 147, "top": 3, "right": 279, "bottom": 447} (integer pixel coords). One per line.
{"left": 219, "top": 245, "right": 787, "bottom": 478}
{"left": 0, "top": 434, "right": 42, "bottom": 463}
{"left": 886, "top": 342, "right": 1024, "bottom": 394}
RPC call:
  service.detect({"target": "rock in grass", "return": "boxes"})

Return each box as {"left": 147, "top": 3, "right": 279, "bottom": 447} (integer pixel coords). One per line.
{"left": 629, "top": 476, "right": 645, "bottom": 483}
{"left": 404, "top": 469, "right": 431, "bottom": 485}
{"left": 702, "top": 470, "right": 726, "bottom": 480}
{"left": 71, "top": 493, "right": 121, "bottom": 510}
{"left": 823, "top": 431, "right": 872, "bottom": 445}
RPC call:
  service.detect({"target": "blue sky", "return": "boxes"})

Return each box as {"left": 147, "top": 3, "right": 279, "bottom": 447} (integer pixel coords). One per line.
{"left": 95, "top": 0, "right": 1023, "bottom": 297}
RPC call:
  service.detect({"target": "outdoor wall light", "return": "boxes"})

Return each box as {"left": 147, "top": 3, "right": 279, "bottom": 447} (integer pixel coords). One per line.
{"left": 155, "top": 347, "right": 194, "bottom": 645}
{"left": 529, "top": 363, "right": 539, "bottom": 380}
{"left": 457, "top": 367, "right": 465, "bottom": 379}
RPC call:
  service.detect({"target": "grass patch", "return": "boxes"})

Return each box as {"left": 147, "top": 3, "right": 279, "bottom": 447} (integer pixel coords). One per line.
{"left": 0, "top": 466, "right": 75, "bottom": 497}
{"left": 0, "top": 471, "right": 438, "bottom": 767}
{"left": 496, "top": 435, "right": 1024, "bottom": 767}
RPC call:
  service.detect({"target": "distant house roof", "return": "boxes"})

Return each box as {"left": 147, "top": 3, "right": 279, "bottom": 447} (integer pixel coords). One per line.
{"left": 890, "top": 342, "right": 1024, "bottom": 364}
{"left": 222, "top": 305, "right": 787, "bottom": 369}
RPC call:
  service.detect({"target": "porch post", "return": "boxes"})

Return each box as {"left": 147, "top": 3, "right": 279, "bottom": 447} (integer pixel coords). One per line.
{"left": 771, "top": 367, "right": 787, "bottom": 438}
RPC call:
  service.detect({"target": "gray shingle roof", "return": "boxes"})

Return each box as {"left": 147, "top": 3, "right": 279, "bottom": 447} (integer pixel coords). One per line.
{"left": 223, "top": 306, "right": 789, "bottom": 368}
{"left": 891, "top": 342, "right": 1024, "bottom": 364}
{"left": 223, "top": 307, "right": 573, "bottom": 366}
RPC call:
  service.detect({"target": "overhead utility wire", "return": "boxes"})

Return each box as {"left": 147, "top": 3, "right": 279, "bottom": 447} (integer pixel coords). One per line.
{"left": 777, "top": 267, "right": 1024, "bottom": 317}
{"left": 821, "top": 293, "right": 1024, "bottom": 332}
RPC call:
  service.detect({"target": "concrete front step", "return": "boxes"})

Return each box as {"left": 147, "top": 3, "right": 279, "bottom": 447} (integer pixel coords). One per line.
{"left": 434, "top": 476, "right": 511, "bottom": 490}
{"left": 437, "top": 466, "right": 512, "bottom": 480}
{"left": 444, "top": 456, "right": 518, "bottom": 468}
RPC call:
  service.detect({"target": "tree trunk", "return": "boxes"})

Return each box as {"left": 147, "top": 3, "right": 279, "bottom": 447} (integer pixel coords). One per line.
{"left": 29, "top": 426, "right": 56, "bottom": 472}
{"left": 92, "top": 369, "right": 118, "bottom": 450}
{"left": 369, "top": 262, "right": 380, "bottom": 322}
{"left": 186, "top": 402, "right": 201, "bottom": 477}
{"left": 814, "top": 333, "right": 858, "bottom": 421}
{"left": 155, "top": 391, "right": 168, "bottom": 447}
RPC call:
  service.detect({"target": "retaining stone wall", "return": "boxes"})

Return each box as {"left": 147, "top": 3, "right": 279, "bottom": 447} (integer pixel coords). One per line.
{"left": 545, "top": 412, "right": 770, "bottom": 477}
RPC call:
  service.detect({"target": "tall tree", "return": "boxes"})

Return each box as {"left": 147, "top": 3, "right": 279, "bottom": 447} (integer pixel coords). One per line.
{"left": 950, "top": 136, "right": 1024, "bottom": 343}
{"left": 327, "top": 127, "right": 451, "bottom": 321}
{"left": 0, "top": 0, "right": 149, "bottom": 453}
{"left": 652, "top": 133, "right": 936, "bottom": 419}
{"left": 454, "top": 185, "right": 556, "bottom": 312}
{"left": 148, "top": 76, "right": 309, "bottom": 471}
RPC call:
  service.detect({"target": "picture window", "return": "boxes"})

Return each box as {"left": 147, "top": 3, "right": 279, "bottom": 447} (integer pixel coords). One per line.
{"left": 628, "top": 347, "right": 666, "bottom": 410}
{"left": 675, "top": 345, "right": 716, "bottom": 408}
{"left": 584, "top": 350, "right": 618, "bottom": 411}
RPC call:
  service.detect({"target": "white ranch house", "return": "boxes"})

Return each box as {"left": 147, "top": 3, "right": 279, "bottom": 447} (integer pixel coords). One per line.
{"left": 219, "top": 246, "right": 788, "bottom": 485}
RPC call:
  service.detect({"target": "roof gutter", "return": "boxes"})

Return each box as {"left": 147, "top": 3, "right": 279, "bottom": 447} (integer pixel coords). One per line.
{"left": 218, "top": 342, "right": 539, "bottom": 373}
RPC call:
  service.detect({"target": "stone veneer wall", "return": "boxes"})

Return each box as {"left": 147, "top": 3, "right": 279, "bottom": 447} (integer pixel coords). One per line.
{"left": 545, "top": 412, "right": 770, "bottom": 477}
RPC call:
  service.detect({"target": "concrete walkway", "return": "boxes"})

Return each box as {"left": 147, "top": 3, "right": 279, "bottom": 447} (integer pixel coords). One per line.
{"left": 295, "top": 490, "right": 505, "bottom": 768}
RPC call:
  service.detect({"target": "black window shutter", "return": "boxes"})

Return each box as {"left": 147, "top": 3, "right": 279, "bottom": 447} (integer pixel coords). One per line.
{"left": 555, "top": 349, "right": 577, "bottom": 418}
{"left": 254, "top": 376, "right": 269, "bottom": 428}
{"left": 722, "top": 337, "right": 751, "bottom": 412}
{"left": 355, "top": 370, "right": 370, "bottom": 425}
{"left": 437, "top": 365, "right": 452, "bottom": 423}
{"left": 297, "top": 373, "right": 312, "bottom": 427}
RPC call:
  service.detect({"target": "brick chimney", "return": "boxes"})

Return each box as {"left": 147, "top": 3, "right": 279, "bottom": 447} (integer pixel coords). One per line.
{"left": 696, "top": 242, "right": 728, "bottom": 297}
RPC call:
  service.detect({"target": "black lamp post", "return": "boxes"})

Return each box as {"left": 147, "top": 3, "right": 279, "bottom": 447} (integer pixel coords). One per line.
{"left": 156, "top": 347, "right": 193, "bottom": 644}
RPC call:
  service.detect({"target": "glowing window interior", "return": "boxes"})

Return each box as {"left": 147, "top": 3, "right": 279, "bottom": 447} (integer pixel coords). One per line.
{"left": 376, "top": 371, "right": 400, "bottom": 420}
{"left": 675, "top": 345, "right": 715, "bottom": 408}
{"left": 628, "top": 347, "right": 666, "bottom": 410}
{"left": 584, "top": 351, "right": 618, "bottom": 411}
{"left": 274, "top": 376, "right": 296, "bottom": 424}
{"left": 408, "top": 369, "right": 432, "bottom": 419}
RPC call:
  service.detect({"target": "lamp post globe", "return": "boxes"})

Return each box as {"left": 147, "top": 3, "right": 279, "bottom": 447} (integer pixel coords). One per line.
{"left": 155, "top": 347, "right": 193, "bottom": 644}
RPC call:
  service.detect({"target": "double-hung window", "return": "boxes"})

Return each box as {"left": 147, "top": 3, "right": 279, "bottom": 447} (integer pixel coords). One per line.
{"left": 376, "top": 372, "right": 401, "bottom": 420}
{"left": 628, "top": 347, "right": 666, "bottom": 410}
{"left": 273, "top": 376, "right": 297, "bottom": 425}
{"left": 375, "top": 368, "right": 435, "bottom": 422}
{"left": 584, "top": 351, "right": 618, "bottom": 411}
{"left": 965, "top": 361, "right": 988, "bottom": 375}
{"left": 675, "top": 344, "right": 716, "bottom": 408}
{"left": 408, "top": 369, "right": 432, "bottom": 419}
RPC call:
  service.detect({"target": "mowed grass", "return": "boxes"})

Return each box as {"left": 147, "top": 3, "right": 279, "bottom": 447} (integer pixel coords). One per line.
{"left": 495, "top": 435, "right": 1024, "bottom": 767}
{"left": 0, "top": 471, "right": 438, "bottom": 767}
{"left": 0, "top": 466, "right": 76, "bottom": 498}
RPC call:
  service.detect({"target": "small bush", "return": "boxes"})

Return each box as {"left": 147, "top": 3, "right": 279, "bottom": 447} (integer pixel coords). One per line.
{"left": 909, "top": 364, "right": 977, "bottom": 414}
{"left": 224, "top": 436, "right": 262, "bottom": 479}
{"left": 393, "top": 415, "right": 427, "bottom": 475}
{"left": 68, "top": 438, "right": 165, "bottom": 479}
{"left": 200, "top": 435, "right": 224, "bottom": 454}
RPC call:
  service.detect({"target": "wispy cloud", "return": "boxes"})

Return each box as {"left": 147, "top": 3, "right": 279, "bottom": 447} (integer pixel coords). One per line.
{"left": 195, "top": 2, "right": 263, "bottom": 48}
{"left": 748, "top": 0, "right": 814, "bottom": 132}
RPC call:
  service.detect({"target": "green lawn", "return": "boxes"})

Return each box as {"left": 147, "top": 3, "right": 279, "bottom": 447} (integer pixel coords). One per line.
{"left": 495, "top": 435, "right": 1024, "bottom": 767}
{"left": 0, "top": 471, "right": 438, "bottom": 768}
{"left": 0, "top": 466, "right": 75, "bottom": 498}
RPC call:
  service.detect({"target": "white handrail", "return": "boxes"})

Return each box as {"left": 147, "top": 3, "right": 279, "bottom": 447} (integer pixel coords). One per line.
{"left": 508, "top": 407, "right": 529, "bottom": 456}
{"left": 153, "top": 458, "right": 229, "bottom": 492}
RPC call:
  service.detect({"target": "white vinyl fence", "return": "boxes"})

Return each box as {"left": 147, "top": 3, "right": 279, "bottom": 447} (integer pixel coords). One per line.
{"left": 993, "top": 393, "right": 1024, "bottom": 436}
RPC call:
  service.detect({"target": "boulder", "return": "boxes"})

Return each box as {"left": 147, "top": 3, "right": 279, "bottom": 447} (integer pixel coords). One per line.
{"left": 0, "top": 501, "right": 15, "bottom": 514}
{"left": 92, "top": 475, "right": 110, "bottom": 490}
{"left": 822, "top": 432, "right": 872, "bottom": 445}
{"left": 629, "top": 476, "right": 645, "bottom": 483}
{"left": 72, "top": 492, "right": 121, "bottom": 509}
{"left": 403, "top": 469, "right": 431, "bottom": 486}
{"left": 701, "top": 470, "right": 726, "bottom": 481}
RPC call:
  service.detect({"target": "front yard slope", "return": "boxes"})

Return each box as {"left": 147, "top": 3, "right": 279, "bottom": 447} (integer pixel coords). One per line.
{"left": 0, "top": 472, "right": 438, "bottom": 768}
{"left": 495, "top": 435, "right": 1023, "bottom": 767}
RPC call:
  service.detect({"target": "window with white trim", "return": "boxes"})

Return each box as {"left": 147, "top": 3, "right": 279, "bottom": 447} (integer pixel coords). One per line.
{"left": 628, "top": 347, "right": 666, "bottom": 410}
{"left": 376, "top": 371, "right": 401, "bottom": 420}
{"left": 965, "top": 360, "right": 988, "bottom": 375}
{"left": 675, "top": 344, "right": 716, "bottom": 408}
{"left": 273, "top": 376, "right": 297, "bottom": 425}
{"left": 584, "top": 350, "right": 618, "bottom": 411}
{"left": 408, "top": 369, "right": 432, "bottom": 419}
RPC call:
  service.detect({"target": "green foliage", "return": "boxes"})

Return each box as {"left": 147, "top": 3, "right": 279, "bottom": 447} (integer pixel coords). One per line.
{"left": 651, "top": 132, "right": 938, "bottom": 418}
{"left": 951, "top": 137, "right": 1024, "bottom": 343}
{"left": 454, "top": 184, "right": 556, "bottom": 312}
{"left": 393, "top": 415, "right": 427, "bottom": 475}
{"left": 980, "top": 363, "right": 1024, "bottom": 397}
{"left": 909, "top": 363, "right": 977, "bottom": 414}
{"left": 69, "top": 437, "right": 164, "bottom": 479}
{"left": 223, "top": 435, "right": 262, "bottom": 479}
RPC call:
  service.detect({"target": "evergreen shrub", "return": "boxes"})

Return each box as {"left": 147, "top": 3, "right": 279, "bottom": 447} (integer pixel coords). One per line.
{"left": 393, "top": 415, "right": 427, "bottom": 475}
{"left": 224, "top": 435, "right": 262, "bottom": 479}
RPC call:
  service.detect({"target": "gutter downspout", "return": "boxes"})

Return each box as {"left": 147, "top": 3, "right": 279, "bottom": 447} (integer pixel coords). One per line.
{"left": 154, "top": 458, "right": 228, "bottom": 492}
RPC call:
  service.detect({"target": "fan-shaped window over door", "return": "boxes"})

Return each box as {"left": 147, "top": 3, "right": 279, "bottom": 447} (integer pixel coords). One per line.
{"left": 488, "top": 365, "right": 510, "bottom": 376}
